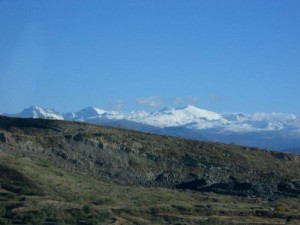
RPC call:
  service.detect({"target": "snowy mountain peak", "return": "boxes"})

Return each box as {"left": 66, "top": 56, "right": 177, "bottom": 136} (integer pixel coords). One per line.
{"left": 129, "top": 105, "right": 225, "bottom": 128}
{"left": 75, "top": 107, "right": 106, "bottom": 119}
{"left": 181, "top": 105, "right": 198, "bottom": 110}
{"left": 6, "top": 106, "right": 64, "bottom": 120}
{"left": 4, "top": 105, "right": 300, "bottom": 132}
{"left": 81, "top": 106, "right": 106, "bottom": 114}
{"left": 176, "top": 105, "right": 222, "bottom": 120}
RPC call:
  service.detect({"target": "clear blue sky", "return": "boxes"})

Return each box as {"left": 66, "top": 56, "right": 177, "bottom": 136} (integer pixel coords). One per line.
{"left": 1, "top": 0, "right": 299, "bottom": 114}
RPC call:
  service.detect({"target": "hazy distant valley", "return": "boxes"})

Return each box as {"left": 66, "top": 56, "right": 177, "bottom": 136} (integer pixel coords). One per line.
{"left": 4, "top": 105, "right": 300, "bottom": 153}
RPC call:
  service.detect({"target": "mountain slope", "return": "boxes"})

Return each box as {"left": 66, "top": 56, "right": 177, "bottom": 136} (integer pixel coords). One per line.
{"left": 1, "top": 116, "right": 300, "bottom": 224}
{"left": 1, "top": 115, "right": 300, "bottom": 197}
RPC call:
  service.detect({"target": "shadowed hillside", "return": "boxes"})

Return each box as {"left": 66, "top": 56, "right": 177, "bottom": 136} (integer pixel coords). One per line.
{"left": 0, "top": 116, "right": 300, "bottom": 224}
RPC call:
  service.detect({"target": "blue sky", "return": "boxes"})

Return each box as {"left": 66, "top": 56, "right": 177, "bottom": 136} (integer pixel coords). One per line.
{"left": 0, "top": 0, "right": 299, "bottom": 114}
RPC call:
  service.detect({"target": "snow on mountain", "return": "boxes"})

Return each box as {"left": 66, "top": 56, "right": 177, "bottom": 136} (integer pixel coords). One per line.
{"left": 221, "top": 111, "right": 300, "bottom": 132}
{"left": 122, "top": 111, "right": 150, "bottom": 121}
{"left": 71, "top": 107, "right": 107, "bottom": 121}
{"left": 250, "top": 112, "right": 298, "bottom": 130}
{"left": 3, "top": 105, "right": 300, "bottom": 152}
{"left": 4, "top": 105, "right": 299, "bottom": 132}
{"left": 249, "top": 112, "right": 299, "bottom": 130}
{"left": 3, "top": 105, "right": 299, "bottom": 134}
{"left": 4, "top": 106, "right": 64, "bottom": 120}
{"left": 222, "top": 113, "right": 251, "bottom": 123}
{"left": 63, "top": 112, "right": 77, "bottom": 120}
{"left": 131, "top": 105, "right": 227, "bottom": 129}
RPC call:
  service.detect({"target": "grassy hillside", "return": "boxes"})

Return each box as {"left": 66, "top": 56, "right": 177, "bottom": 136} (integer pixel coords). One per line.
{"left": 0, "top": 116, "right": 300, "bottom": 224}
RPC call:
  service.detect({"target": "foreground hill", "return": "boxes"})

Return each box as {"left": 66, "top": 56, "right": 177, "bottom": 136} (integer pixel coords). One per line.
{"left": 0, "top": 116, "right": 300, "bottom": 224}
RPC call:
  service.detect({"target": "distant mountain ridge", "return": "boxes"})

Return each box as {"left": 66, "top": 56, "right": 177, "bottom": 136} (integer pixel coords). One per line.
{"left": 3, "top": 105, "right": 300, "bottom": 152}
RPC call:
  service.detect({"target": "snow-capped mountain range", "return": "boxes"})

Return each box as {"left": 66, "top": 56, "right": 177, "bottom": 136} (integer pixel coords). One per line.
{"left": 2, "top": 105, "right": 300, "bottom": 153}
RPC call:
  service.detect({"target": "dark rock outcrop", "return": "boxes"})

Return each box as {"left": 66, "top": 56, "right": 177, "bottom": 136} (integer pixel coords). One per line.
{"left": 175, "top": 178, "right": 300, "bottom": 198}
